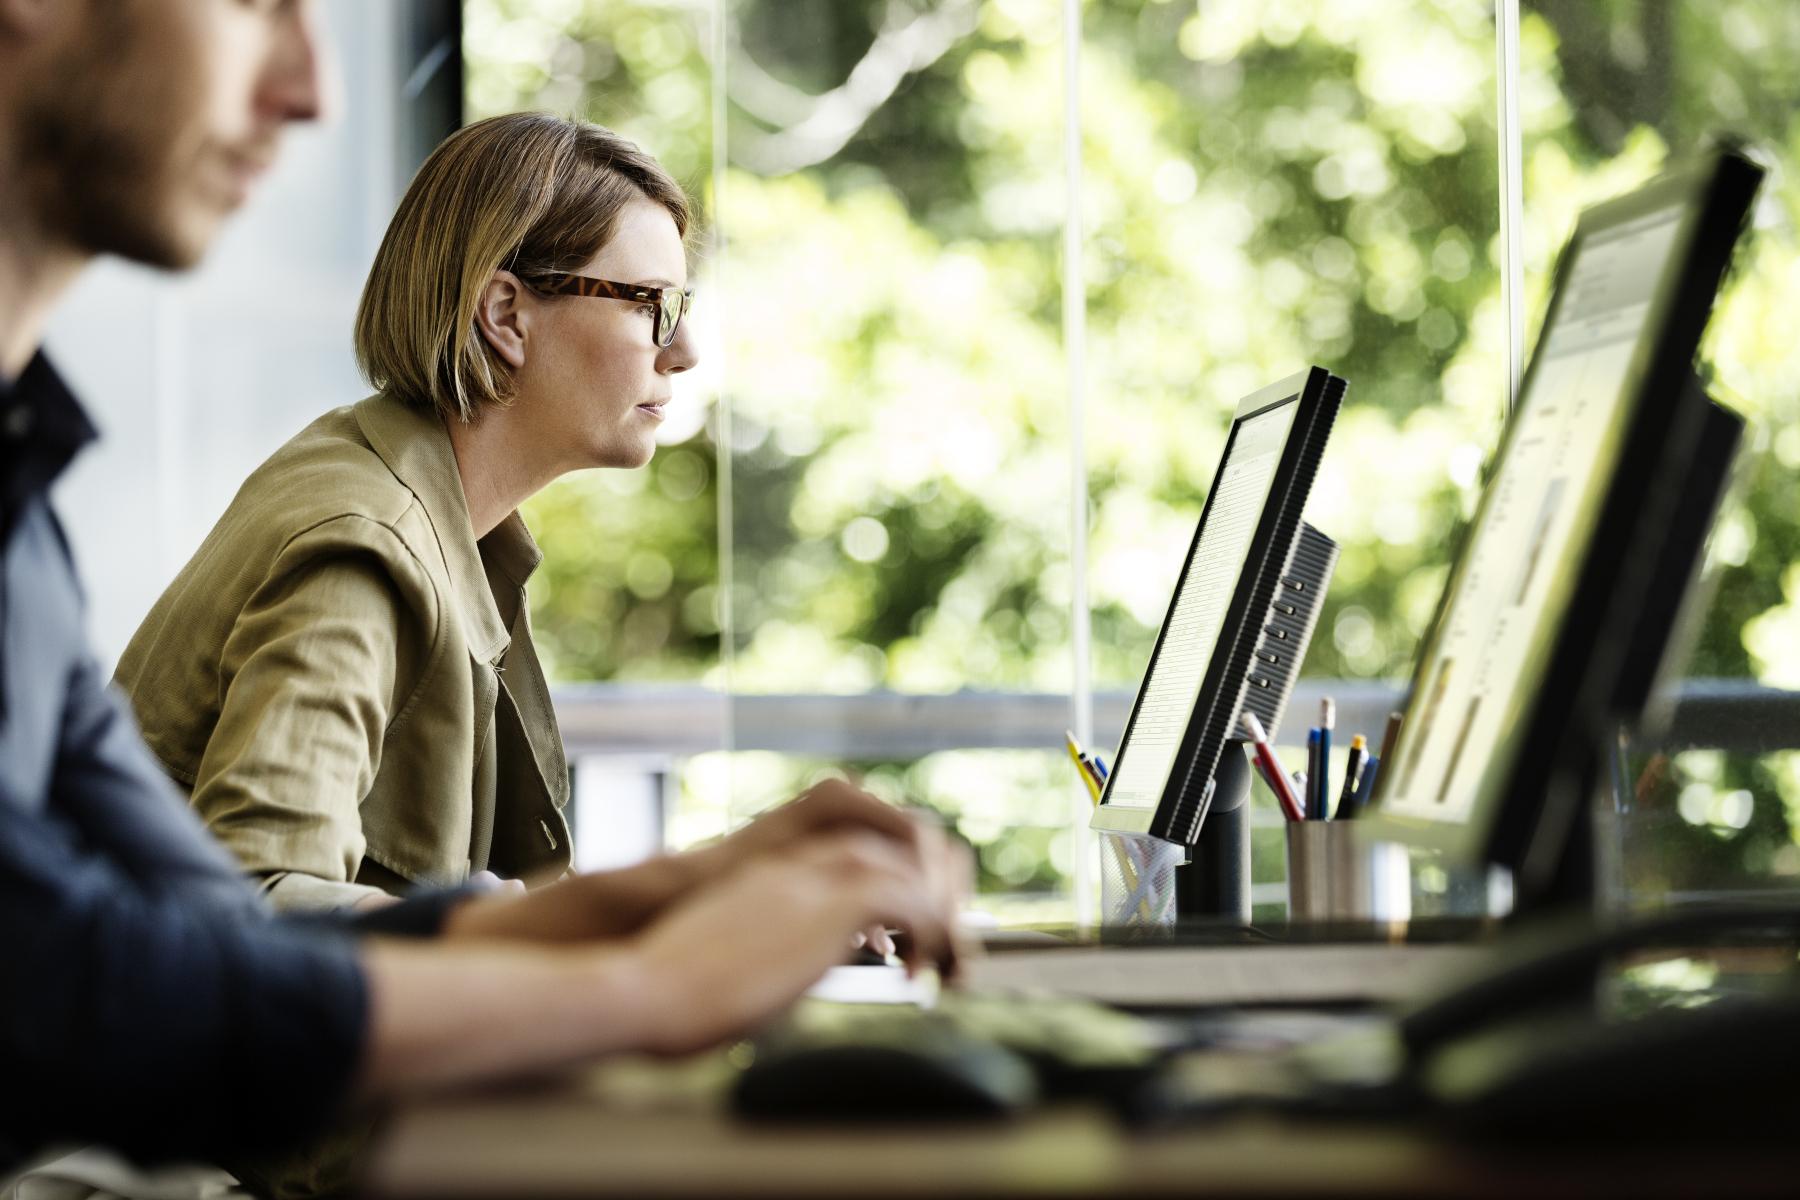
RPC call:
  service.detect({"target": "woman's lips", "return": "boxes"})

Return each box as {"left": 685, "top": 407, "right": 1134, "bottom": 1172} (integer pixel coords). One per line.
{"left": 635, "top": 401, "right": 667, "bottom": 420}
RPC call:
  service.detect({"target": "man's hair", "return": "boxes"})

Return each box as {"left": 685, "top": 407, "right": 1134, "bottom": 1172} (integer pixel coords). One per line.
{"left": 354, "top": 113, "right": 690, "bottom": 423}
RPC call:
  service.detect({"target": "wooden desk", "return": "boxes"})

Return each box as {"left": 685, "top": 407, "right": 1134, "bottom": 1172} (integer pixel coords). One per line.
{"left": 360, "top": 1064, "right": 1794, "bottom": 1199}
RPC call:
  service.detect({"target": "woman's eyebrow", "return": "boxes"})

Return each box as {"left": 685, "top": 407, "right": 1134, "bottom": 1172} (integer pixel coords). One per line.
{"left": 635, "top": 277, "right": 681, "bottom": 289}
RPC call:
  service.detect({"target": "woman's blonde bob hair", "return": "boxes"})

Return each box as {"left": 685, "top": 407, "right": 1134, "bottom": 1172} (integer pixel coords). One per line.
{"left": 355, "top": 113, "right": 691, "bottom": 423}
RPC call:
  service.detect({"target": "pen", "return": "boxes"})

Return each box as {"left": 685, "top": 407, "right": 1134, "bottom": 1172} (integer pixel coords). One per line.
{"left": 1338, "top": 734, "right": 1366, "bottom": 817}
{"left": 1317, "top": 698, "right": 1335, "bottom": 819}
{"left": 1350, "top": 753, "right": 1380, "bottom": 815}
{"left": 1249, "top": 755, "right": 1280, "bottom": 796}
{"left": 1305, "top": 728, "right": 1321, "bottom": 820}
{"left": 1241, "top": 711, "right": 1305, "bottom": 822}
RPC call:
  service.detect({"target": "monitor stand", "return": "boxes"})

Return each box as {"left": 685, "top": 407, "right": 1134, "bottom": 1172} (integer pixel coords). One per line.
{"left": 1175, "top": 743, "right": 1253, "bottom": 924}
{"left": 1507, "top": 381, "right": 1739, "bottom": 922}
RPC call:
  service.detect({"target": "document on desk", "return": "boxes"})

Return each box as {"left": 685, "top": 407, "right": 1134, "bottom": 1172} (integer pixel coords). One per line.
{"left": 806, "top": 964, "right": 939, "bottom": 1006}
{"left": 963, "top": 943, "right": 1482, "bottom": 1006}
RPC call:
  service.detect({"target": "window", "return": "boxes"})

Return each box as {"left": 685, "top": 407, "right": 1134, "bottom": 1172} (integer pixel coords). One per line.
{"left": 465, "top": 0, "right": 1800, "bottom": 919}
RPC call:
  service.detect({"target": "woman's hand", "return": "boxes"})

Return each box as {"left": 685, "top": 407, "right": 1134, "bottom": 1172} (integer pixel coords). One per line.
{"left": 442, "top": 779, "right": 968, "bottom": 950}
{"left": 627, "top": 829, "right": 971, "bottom": 1057}
{"left": 701, "top": 780, "right": 967, "bottom": 953}
{"left": 707, "top": 779, "right": 935, "bottom": 866}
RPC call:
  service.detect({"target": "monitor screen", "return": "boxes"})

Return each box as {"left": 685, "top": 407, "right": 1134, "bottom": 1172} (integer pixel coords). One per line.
{"left": 1378, "top": 206, "right": 1688, "bottom": 830}
{"left": 1092, "top": 366, "right": 1341, "bottom": 845}
{"left": 1369, "top": 145, "right": 1764, "bottom": 886}
{"left": 1103, "top": 400, "right": 1299, "bottom": 812}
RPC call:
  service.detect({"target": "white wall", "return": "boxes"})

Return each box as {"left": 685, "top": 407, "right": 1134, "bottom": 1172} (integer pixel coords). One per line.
{"left": 47, "top": 1, "right": 407, "bottom": 670}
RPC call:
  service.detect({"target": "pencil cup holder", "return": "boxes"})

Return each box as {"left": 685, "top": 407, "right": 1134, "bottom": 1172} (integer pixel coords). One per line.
{"left": 1099, "top": 833, "right": 1182, "bottom": 930}
{"left": 1284, "top": 821, "right": 1411, "bottom": 925}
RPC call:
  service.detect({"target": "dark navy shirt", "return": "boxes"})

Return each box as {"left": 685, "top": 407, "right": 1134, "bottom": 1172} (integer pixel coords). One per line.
{"left": 0, "top": 354, "right": 462, "bottom": 1170}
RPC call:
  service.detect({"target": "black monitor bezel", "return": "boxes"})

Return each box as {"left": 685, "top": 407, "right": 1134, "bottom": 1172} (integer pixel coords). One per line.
{"left": 1091, "top": 365, "right": 1340, "bottom": 845}
{"left": 1367, "top": 146, "right": 1763, "bottom": 885}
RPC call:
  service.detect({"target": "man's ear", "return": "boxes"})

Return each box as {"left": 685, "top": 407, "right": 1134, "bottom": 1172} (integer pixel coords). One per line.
{"left": 474, "top": 271, "right": 529, "bottom": 371}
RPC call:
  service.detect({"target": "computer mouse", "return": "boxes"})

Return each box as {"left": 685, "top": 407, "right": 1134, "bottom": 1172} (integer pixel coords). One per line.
{"left": 731, "top": 1036, "right": 1040, "bottom": 1123}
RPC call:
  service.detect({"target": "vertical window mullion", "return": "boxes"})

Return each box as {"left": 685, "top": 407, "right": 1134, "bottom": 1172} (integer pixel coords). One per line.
{"left": 1062, "top": 0, "right": 1095, "bottom": 927}
{"left": 712, "top": 0, "right": 738, "bottom": 824}
{"left": 1496, "top": 0, "right": 1526, "bottom": 413}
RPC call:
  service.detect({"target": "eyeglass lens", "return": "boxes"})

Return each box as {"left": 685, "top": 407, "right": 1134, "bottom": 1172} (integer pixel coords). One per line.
{"left": 658, "top": 290, "right": 686, "bottom": 347}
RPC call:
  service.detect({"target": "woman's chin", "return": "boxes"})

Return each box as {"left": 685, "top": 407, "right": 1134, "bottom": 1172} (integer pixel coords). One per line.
{"left": 586, "top": 438, "right": 657, "bottom": 472}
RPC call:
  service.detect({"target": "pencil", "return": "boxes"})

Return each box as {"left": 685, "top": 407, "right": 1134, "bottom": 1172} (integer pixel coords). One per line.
{"left": 1376, "top": 711, "right": 1403, "bottom": 771}
{"left": 1064, "top": 731, "right": 1102, "bottom": 805}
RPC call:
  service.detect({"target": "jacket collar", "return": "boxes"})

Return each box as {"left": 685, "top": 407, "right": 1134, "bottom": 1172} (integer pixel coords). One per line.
{"left": 353, "top": 394, "right": 539, "bottom": 664}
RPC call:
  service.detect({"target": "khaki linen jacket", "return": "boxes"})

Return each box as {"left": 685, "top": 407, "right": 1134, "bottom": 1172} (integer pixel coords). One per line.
{"left": 115, "top": 394, "right": 572, "bottom": 909}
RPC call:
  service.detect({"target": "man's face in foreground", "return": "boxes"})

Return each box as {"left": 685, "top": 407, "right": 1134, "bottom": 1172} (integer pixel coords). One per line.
{"left": 14, "top": 0, "right": 327, "bottom": 270}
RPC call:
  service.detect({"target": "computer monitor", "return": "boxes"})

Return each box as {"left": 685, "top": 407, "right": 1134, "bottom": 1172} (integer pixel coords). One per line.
{"left": 1367, "top": 144, "right": 1763, "bottom": 903}
{"left": 1091, "top": 367, "right": 1342, "bottom": 847}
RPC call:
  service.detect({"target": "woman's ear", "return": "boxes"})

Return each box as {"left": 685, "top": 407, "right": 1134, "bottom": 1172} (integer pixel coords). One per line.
{"left": 474, "top": 270, "right": 529, "bottom": 370}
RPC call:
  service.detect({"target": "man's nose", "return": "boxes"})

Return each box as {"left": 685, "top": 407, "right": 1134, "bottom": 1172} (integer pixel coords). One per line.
{"left": 263, "top": 1, "right": 331, "bottom": 125}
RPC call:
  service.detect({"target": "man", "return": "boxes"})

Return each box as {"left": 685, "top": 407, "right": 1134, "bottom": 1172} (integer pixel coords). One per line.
{"left": 0, "top": 0, "right": 965, "bottom": 1178}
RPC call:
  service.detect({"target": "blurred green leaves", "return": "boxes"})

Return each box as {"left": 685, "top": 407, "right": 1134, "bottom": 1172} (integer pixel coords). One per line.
{"left": 469, "top": 0, "right": 1800, "bottom": 904}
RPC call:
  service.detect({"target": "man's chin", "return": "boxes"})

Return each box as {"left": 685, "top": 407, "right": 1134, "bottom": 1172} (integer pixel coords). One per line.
{"left": 89, "top": 206, "right": 220, "bottom": 272}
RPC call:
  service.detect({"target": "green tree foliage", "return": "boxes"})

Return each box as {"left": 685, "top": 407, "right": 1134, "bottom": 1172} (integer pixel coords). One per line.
{"left": 467, "top": 0, "right": 1800, "bottom": 906}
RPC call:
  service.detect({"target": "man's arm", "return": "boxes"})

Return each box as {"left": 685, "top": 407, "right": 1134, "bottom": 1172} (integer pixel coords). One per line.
{"left": 0, "top": 804, "right": 368, "bottom": 1167}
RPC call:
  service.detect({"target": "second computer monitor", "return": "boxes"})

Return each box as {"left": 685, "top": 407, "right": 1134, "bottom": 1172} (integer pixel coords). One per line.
{"left": 1368, "top": 144, "right": 1763, "bottom": 897}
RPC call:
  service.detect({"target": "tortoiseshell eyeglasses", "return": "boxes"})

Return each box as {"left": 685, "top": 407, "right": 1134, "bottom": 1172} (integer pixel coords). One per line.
{"left": 524, "top": 273, "right": 694, "bottom": 348}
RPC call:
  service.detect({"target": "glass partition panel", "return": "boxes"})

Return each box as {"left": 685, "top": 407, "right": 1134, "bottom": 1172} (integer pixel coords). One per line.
{"left": 1080, "top": 0, "right": 1504, "bottom": 878}
{"left": 718, "top": 1, "right": 1071, "bottom": 697}
{"left": 715, "top": 1, "right": 1081, "bottom": 912}
{"left": 466, "top": 1, "right": 722, "bottom": 688}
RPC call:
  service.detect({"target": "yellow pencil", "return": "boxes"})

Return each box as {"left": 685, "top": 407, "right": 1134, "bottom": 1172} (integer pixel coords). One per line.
{"left": 1064, "top": 731, "right": 1103, "bottom": 806}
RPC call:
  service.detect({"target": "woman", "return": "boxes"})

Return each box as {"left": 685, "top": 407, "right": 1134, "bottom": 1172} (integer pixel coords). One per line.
{"left": 115, "top": 112, "right": 706, "bottom": 908}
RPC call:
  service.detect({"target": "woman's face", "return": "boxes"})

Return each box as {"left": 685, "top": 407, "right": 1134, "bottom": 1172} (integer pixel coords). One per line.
{"left": 519, "top": 198, "right": 696, "bottom": 471}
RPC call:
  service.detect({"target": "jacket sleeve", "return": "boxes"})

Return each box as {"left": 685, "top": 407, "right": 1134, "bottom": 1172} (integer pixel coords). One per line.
{"left": 0, "top": 655, "right": 372, "bottom": 1168}
{"left": 187, "top": 514, "right": 440, "bottom": 912}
